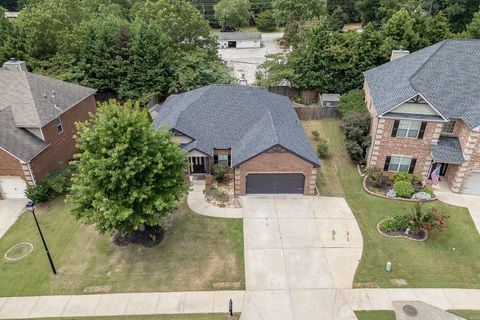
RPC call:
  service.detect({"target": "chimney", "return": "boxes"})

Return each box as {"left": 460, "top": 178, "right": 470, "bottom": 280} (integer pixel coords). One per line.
{"left": 3, "top": 58, "right": 27, "bottom": 71}
{"left": 390, "top": 49, "right": 410, "bottom": 61}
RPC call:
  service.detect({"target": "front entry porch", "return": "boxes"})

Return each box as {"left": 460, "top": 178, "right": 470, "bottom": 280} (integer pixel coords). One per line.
{"left": 188, "top": 156, "right": 208, "bottom": 174}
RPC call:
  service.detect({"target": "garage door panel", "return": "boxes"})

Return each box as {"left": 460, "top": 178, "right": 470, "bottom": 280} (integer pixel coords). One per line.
{"left": 0, "top": 177, "right": 27, "bottom": 199}
{"left": 246, "top": 173, "right": 304, "bottom": 194}
{"left": 463, "top": 172, "right": 480, "bottom": 196}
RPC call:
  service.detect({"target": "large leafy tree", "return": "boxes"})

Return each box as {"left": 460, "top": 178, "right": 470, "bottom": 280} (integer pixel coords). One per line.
{"left": 466, "top": 10, "right": 480, "bottom": 38}
{"left": 68, "top": 100, "right": 188, "bottom": 235}
{"left": 422, "top": 0, "right": 478, "bottom": 33}
{"left": 327, "top": 0, "right": 359, "bottom": 23}
{"left": 214, "top": 0, "right": 251, "bottom": 31}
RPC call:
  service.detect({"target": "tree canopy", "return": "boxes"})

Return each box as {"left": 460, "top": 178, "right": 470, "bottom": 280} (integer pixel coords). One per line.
{"left": 214, "top": 0, "right": 251, "bottom": 31}
{"left": 68, "top": 100, "right": 188, "bottom": 236}
{"left": 0, "top": 0, "right": 231, "bottom": 103}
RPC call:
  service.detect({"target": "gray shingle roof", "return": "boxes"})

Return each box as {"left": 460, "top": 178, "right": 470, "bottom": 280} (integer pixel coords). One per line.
{"left": 0, "top": 69, "right": 96, "bottom": 127}
{"left": 364, "top": 39, "right": 480, "bottom": 129}
{"left": 0, "top": 106, "right": 48, "bottom": 161}
{"left": 217, "top": 32, "right": 262, "bottom": 41}
{"left": 432, "top": 136, "right": 465, "bottom": 164}
{"left": 0, "top": 68, "right": 95, "bottom": 161}
{"left": 153, "top": 85, "right": 319, "bottom": 167}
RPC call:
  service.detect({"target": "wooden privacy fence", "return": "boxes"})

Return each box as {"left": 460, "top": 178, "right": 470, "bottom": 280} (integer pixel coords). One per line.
{"left": 294, "top": 106, "right": 341, "bottom": 120}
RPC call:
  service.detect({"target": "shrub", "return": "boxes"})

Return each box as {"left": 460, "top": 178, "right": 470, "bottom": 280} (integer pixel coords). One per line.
{"left": 393, "top": 181, "right": 415, "bottom": 198}
{"left": 255, "top": 10, "right": 276, "bottom": 32}
{"left": 316, "top": 138, "right": 329, "bottom": 158}
{"left": 340, "top": 112, "right": 371, "bottom": 163}
{"left": 311, "top": 129, "right": 320, "bottom": 141}
{"left": 391, "top": 172, "right": 413, "bottom": 183}
{"left": 380, "top": 215, "right": 410, "bottom": 232}
{"left": 25, "top": 168, "right": 72, "bottom": 203}
{"left": 338, "top": 89, "right": 367, "bottom": 117}
{"left": 366, "top": 167, "right": 384, "bottom": 188}
{"left": 407, "top": 203, "right": 448, "bottom": 233}
{"left": 211, "top": 164, "right": 227, "bottom": 181}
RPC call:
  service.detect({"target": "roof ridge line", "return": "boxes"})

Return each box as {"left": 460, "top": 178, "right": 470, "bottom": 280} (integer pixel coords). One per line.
{"left": 20, "top": 71, "right": 42, "bottom": 128}
{"left": 266, "top": 108, "right": 279, "bottom": 144}
{"left": 408, "top": 40, "right": 448, "bottom": 91}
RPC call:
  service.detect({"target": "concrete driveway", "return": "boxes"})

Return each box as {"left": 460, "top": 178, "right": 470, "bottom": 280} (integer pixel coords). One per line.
{"left": 240, "top": 195, "right": 363, "bottom": 320}
{"left": 0, "top": 199, "right": 28, "bottom": 238}
{"left": 218, "top": 32, "right": 283, "bottom": 84}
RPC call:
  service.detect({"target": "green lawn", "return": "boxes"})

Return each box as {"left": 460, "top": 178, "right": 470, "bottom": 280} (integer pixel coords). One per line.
{"left": 16, "top": 314, "right": 240, "bottom": 320}
{"left": 0, "top": 196, "right": 244, "bottom": 296}
{"left": 303, "top": 119, "right": 480, "bottom": 288}
{"left": 354, "top": 310, "right": 396, "bottom": 320}
{"left": 449, "top": 310, "right": 480, "bottom": 320}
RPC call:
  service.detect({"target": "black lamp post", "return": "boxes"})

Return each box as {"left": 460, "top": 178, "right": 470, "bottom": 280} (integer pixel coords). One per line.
{"left": 26, "top": 201, "right": 57, "bottom": 275}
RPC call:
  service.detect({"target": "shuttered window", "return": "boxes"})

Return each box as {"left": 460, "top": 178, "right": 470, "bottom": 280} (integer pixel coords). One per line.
{"left": 388, "top": 156, "right": 412, "bottom": 172}
{"left": 396, "top": 120, "right": 421, "bottom": 138}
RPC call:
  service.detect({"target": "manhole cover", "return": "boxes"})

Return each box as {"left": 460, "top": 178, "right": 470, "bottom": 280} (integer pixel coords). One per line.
{"left": 4, "top": 242, "right": 34, "bottom": 261}
{"left": 403, "top": 304, "right": 418, "bottom": 317}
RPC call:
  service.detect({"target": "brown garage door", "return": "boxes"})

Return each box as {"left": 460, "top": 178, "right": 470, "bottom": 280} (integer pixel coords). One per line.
{"left": 246, "top": 173, "right": 305, "bottom": 194}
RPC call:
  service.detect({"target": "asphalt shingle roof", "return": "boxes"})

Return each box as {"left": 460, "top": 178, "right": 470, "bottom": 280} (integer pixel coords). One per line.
{"left": 432, "top": 136, "right": 465, "bottom": 164}
{"left": 364, "top": 39, "right": 480, "bottom": 129}
{"left": 153, "top": 85, "right": 319, "bottom": 167}
{"left": 0, "top": 67, "right": 96, "bottom": 161}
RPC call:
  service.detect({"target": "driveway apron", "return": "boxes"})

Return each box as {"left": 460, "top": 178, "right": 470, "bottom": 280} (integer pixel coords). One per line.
{"left": 240, "top": 195, "right": 363, "bottom": 320}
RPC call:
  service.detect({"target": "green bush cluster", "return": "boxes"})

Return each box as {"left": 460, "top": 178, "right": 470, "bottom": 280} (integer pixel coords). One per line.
{"left": 25, "top": 168, "right": 72, "bottom": 203}
{"left": 211, "top": 164, "right": 227, "bottom": 182}
{"left": 338, "top": 89, "right": 367, "bottom": 117}
{"left": 255, "top": 10, "right": 277, "bottom": 32}
{"left": 391, "top": 172, "right": 422, "bottom": 184}
{"left": 393, "top": 180, "right": 415, "bottom": 198}
{"left": 379, "top": 215, "right": 410, "bottom": 233}
{"left": 421, "top": 187, "right": 435, "bottom": 197}
{"left": 366, "top": 167, "right": 384, "bottom": 188}
{"left": 340, "top": 112, "right": 371, "bottom": 163}
{"left": 316, "top": 138, "right": 329, "bottom": 158}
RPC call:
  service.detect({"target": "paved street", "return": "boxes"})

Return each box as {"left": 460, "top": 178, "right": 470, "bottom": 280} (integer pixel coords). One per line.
{"left": 0, "top": 199, "right": 28, "bottom": 238}
{"left": 218, "top": 32, "right": 284, "bottom": 84}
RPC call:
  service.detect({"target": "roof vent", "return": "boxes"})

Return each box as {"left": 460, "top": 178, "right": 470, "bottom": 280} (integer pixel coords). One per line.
{"left": 3, "top": 58, "right": 27, "bottom": 71}
{"left": 390, "top": 49, "right": 410, "bottom": 61}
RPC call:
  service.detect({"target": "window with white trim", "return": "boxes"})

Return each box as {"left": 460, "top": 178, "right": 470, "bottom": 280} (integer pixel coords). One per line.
{"left": 396, "top": 120, "right": 421, "bottom": 138}
{"left": 441, "top": 120, "right": 456, "bottom": 134}
{"left": 55, "top": 117, "right": 63, "bottom": 133}
{"left": 217, "top": 154, "right": 228, "bottom": 166}
{"left": 388, "top": 156, "right": 412, "bottom": 172}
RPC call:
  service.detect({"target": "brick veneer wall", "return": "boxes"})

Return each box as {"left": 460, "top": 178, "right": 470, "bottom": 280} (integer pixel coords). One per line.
{"left": 30, "top": 95, "right": 96, "bottom": 182}
{"left": 0, "top": 149, "right": 25, "bottom": 179}
{"left": 234, "top": 146, "right": 317, "bottom": 196}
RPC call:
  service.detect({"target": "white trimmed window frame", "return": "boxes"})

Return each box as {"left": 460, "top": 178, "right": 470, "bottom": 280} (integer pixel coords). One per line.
{"left": 388, "top": 156, "right": 412, "bottom": 172}
{"left": 396, "top": 120, "right": 421, "bottom": 138}
{"left": 218, "top": 154, "right": 228, "bottom": 166}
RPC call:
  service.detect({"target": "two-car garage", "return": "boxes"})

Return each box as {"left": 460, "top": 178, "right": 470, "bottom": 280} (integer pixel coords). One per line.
{"left": 246, "top": 173, "right": 305, "bottom": 194}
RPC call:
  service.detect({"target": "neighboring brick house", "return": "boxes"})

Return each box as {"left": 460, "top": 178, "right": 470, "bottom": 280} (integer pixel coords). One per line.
{"left": 364, "top": 39, "right": 480, "bottom": 195}
{"left": 151, "top": 85, "right": 319, "bottom": 196}
{"left": 0, "top": 59, "right": 96, "bottom": 199}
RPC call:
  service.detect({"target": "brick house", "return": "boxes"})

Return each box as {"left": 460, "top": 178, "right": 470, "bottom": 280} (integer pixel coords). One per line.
{"left": 364, "top": 39, "right": 480, "bottom": 195}
{"left": 151, "top": 85, "right": 319, "bottom": 196}
{"left": 0, "top": 59, "right": 96, "bottom": 199}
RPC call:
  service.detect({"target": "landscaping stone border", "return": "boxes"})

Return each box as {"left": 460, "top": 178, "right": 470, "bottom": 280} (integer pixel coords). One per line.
{"left": 376, "top": 219, "right": 428, "bottom": 242}
{"left": 4, "top": 242, "right": 34, "bottom": 261}
{"left": 363, "top": 175, "right": 437, "bottom": 202}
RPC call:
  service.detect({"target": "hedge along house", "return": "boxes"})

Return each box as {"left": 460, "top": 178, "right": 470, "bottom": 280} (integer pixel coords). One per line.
{"left": 364, "top": 39, "right": 480, "bottom": 195}
{"left": 0, "top": 59, "right": 96, "bottom": 199}
{"left": 152, "top": 85, "right": 319, "bottom": 196}
{"left": 217, "top": 32, "right": 262, "bottom": 49}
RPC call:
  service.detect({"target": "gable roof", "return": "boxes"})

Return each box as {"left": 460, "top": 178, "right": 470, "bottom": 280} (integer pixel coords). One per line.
{"left": 153, "top": 85, "right": 319, "bottom": 167}
{"left": 217, "top": 32, "right": 262, "bottom": 41}
{"left": 364, "top": 39, "right": 480, "bottom": 129}
{"left": 0, "top": 68, "right": 96, "bottom": 128}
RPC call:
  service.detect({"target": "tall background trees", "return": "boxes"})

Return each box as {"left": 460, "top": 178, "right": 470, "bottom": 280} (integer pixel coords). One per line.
{"left": 0, "top": 0, "right": 231, "bottom": 104}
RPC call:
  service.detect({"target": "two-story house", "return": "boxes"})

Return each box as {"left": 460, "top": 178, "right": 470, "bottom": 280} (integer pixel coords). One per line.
{"left": 0, "top": 59, "right": 96, "bottom": 199}
{"left": 364, "top": 39, "right": 480, "bottom": 195}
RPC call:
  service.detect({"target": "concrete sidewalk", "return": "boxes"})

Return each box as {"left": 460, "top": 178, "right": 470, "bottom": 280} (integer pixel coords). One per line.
{"left": 0, "top": 291, "right": 245, "bottom": 319}
{"left": 187, "top": 181, "right": 243, "bottom": 218}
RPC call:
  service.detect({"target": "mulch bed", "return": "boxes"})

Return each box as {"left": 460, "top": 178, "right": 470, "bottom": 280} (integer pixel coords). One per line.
{"left": 382, "top": 230, "right": 427, "bottom": 240}
{"left": 113, "top": 225, "right": 164, "bottom": 247}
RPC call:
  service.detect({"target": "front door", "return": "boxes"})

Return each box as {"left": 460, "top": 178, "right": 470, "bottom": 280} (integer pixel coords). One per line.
{"left": 429, "top": 163, "right": 448, "bottom": 179}
{"left": 189, "top": 157, "right": 206, "bottom": 174}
